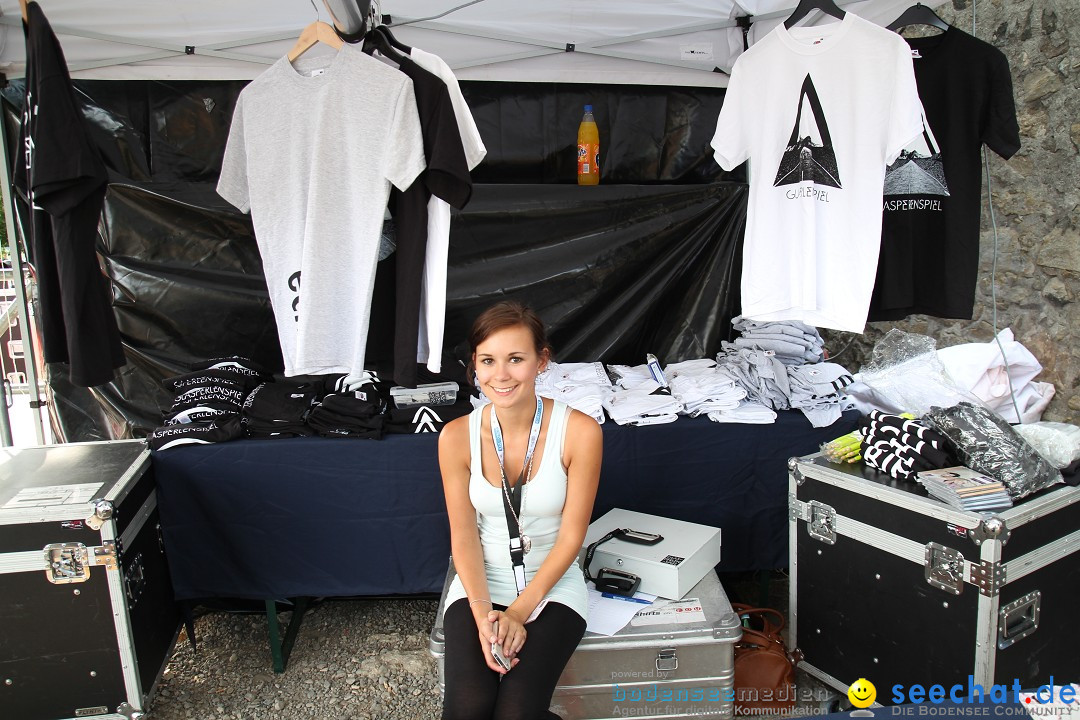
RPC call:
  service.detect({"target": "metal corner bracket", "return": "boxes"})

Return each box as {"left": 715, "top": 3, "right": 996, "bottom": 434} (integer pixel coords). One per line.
{"left": 969, "top": 516, "right": 1010, "bottom": 547}
{"left": 788, "top": 457, "right": 805, "bottom": 486}
{"left": 971, "top": 559, "right": 1006, "bottom": 597}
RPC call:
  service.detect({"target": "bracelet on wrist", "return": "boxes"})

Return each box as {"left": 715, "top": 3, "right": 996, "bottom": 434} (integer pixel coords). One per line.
{"left": 469, "top": 598, "right": 492, "bottom": 608}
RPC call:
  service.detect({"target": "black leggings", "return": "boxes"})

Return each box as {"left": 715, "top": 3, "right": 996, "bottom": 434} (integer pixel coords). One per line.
{"left": 442, "top": 598, "right": 586, "bottom": 720}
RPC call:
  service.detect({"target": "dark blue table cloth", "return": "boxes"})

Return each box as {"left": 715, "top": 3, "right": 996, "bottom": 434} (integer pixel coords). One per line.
{"left": 154, "top": 410, "right": 858, "bottom": 600}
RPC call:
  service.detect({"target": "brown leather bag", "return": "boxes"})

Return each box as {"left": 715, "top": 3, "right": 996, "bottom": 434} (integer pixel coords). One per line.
{"left": 731, "top": 604, "right": 802, "bottom": 715}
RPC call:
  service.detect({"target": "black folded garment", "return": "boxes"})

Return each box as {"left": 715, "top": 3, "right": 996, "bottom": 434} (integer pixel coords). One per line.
{"left": 307, "top": 411, "right": 384, "bottom": 439}
{"left": 164, "top": 406, "right": 238, "bottom": 425}
{"left": 863, "top": 443, "right": 917, "bottom": 479}
{"left": 319, "top": 392, "right": 384, "bottom": 420}
{"left": 149, "top": 416, "right": 244, "bottom": 451}
{"left": 193, "top": 356, "right": 273, "bottom": 382}
{"left": 858, "top": 411, "right": 956, "bottom": 480}
{"left": 164, "top": 369, "right": 258, "bottom": 394}
{"left": 169, "top": 383, "right": 247, "bottom": 414}
{"left": 866, "top": 410, "right": 950, "bottom": 446}
{"left": 245, "top": 426, "right": 316, "bottom": 439}
{"left": 242, "top": 381, "right": 321, "bottom": 425}
{"left": 863, "top": 440, "right": 936, "bottom": 478}
{"left": 385, "top": 398, "right": 473, "bottom": 434}
{"left": 864, "top": 421, "right": 947, "bottom": 451}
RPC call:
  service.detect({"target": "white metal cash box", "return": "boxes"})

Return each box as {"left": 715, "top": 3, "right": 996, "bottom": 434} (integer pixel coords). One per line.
{"left": 582, "top": 508, "right": 721, "bottom": 600}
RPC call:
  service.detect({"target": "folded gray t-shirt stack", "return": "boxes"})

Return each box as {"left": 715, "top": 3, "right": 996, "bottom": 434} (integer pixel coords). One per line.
{"left": 726, "top": 316, "right": 825, "bottom": 366}
{"left": 716, "top": 348, "right": 854, "bottom": 428}
{"left": 786, "top": 362, "right": 854, "bottom": 428}
{"left": 715, "top": 347, "right": 792, "bottom": 410}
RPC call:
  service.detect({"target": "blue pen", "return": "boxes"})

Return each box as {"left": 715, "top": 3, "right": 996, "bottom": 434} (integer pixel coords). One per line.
{"left": 601, "top": 592, "right": 651, "bottom": 604}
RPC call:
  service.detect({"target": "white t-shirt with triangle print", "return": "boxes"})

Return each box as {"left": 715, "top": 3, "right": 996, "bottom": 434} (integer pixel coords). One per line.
{"left": 711, "top": 13, "right": 923, "bottom": 333}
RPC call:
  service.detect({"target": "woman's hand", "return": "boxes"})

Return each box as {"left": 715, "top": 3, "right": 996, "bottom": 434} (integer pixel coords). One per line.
{"left": 476, "top": 609, "right": 526, "bottom": 673}
{"left": 491, "top": 609, "right": 527, "bottom": 659}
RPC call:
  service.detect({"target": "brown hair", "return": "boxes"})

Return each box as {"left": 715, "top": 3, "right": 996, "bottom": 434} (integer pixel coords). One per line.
{"left": 468, "top": 301, "right": 551, "bottom": 378}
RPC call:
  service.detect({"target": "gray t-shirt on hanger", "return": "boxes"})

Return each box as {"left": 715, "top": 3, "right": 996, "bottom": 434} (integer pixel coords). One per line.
{"left": 218, "top": 45, "right": 426, "bottom": 377}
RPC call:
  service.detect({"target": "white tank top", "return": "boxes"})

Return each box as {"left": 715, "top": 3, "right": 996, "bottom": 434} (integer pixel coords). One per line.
{"left": 443, "top": 400, "right": 588, "bottom": 621}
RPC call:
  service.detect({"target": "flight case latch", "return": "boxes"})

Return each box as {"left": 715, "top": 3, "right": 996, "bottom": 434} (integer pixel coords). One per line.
{"left": 806, "top": 501, "right": 836, "bottom": 545}
{"left": 924, "top": 542, "right": 964, "bottom": 595}
{"left": 44, "top": 541, "right": 117, "bottom": 584}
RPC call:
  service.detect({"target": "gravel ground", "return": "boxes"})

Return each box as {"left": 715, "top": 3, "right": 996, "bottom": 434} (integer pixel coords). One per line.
{"left": 146, "top": 574, "right": 838, "bottom": 719}
{"left": 148, "top": 597, "right": 444, "bottom": 720}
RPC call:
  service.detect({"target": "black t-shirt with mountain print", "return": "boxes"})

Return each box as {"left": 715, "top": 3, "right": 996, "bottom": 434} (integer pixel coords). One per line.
{"left": 870, "top": 27, "right": 1020, "bottom": 322}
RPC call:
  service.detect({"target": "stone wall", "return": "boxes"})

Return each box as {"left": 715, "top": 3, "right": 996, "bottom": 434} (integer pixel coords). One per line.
{"left": 823, "top": 0, "right": 1080, "bottom": 422}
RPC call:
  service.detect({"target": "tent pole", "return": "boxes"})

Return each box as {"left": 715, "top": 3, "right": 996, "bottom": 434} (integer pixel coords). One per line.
{"left": 0, "top": 107, "right": 48, "bottom": 446}
{"left": 398, "top": 19, "right": 734, "bottom": 75}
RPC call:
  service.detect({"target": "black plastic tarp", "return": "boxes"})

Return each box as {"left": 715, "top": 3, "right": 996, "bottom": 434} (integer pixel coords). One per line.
{"left": 1, "top": 79, "right": 746, "bottom": 440}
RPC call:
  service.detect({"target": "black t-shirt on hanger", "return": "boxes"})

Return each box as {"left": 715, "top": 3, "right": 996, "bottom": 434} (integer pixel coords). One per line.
{"left": 870, "top": 27, "right": 1020, "bottom": 322}
{"left": 373, "top": 54, "right": 471, "bottom": 387}
{"left": 12, "top": 1, "right": 125, "bottom": 387}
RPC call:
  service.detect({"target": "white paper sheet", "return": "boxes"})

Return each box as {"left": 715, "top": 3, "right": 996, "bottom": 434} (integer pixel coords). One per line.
{"left": 2, "top": 483, "right": 103, "bottom": 509}
{"left": 630, "top": 597, "right": 706, "bottom": 626}
{"left": 585, "top": 585, "right": 657, "bottom": 636}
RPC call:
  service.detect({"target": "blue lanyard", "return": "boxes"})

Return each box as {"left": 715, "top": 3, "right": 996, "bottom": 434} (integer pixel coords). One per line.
{"left": 490, "top": 394, "right": 544, "bottom": 483}
{"left": 490, "top": 395, "right": 544, "bottom": 593}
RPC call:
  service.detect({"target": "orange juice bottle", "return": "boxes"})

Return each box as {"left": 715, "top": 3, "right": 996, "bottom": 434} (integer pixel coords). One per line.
{"left": 577, "top": 105, "right": 600, "bottom": 185}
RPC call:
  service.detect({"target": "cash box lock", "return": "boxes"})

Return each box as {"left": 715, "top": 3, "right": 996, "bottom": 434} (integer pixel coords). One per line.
{"left": 44, "top": 542, "right": 117, "bottom": 584}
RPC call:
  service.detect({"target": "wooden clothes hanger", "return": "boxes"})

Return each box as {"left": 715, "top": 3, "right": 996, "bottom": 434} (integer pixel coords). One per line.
{"left": 886, "top": 3, "right": 949, "bottom": 33}
{"left": 287, "top": 20, "right": 344, "bottom": 62}
{"left": 784, "top": 0, "right": 845, "bottom": 29}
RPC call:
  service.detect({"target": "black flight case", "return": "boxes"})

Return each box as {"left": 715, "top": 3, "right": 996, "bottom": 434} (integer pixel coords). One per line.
{"left": 0, "top": 440, "right": 181, "bottom": 720}
{"left": 788, "top": 453, "right": 1080, "bottom": 697}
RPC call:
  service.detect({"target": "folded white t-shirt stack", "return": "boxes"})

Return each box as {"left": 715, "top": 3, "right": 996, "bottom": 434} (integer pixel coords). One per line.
{"left": 535, "top": 361, "right": 612, "bottom": 425}
{"left": 606, "top": 363, "right": 656, "bottom": 390}
{"left": 604, "top": 364, "right": 683, "bottom": 426}
{"left": 664, "top": 359, "right": 748, "bottom": 417}
{"left": 707, "top": 400, "right": 778, "bottom": 425}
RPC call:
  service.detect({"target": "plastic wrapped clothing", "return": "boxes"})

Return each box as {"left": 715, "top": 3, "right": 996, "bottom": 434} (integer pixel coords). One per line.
{"left": 852, "top": 330, "right": 981, "bottom": 416}
{"left": 936, "top": 328, "right": 1055, "bottom": 424}
{"left": 923, "top": 402, "right": 1062, "bottom": 500}
{"left": 1013, "top": 422, "right": 1080, "bottom": 469}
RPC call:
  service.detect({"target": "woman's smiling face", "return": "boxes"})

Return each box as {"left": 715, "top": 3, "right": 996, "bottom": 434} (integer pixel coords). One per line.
{"left": 473, "top": 324, "right": 548, "bottom": 407}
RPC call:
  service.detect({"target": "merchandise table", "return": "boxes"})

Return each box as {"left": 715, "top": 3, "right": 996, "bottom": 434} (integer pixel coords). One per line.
{"left": 154, "top": 410, "right": 858, "bottom": 602}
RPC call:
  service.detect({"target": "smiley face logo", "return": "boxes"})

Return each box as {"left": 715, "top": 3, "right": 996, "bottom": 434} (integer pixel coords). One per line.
{"left": 848, "top": 678, "right": 876, "bottom": 709}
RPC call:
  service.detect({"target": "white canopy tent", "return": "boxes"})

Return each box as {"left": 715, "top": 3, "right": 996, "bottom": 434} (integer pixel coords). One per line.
{"left": 0, "top": 0, "right": 948, "bottom": 445}
{"left": 0, "top": 0, "right": 946, "bottom": 86}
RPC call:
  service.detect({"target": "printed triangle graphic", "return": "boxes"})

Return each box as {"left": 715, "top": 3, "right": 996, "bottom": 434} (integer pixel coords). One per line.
{"left": 773, "top": 74, "right": 842, "bottom": 189}
{"left": 884, "top": 115, "right": 950, "bottom": 197}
